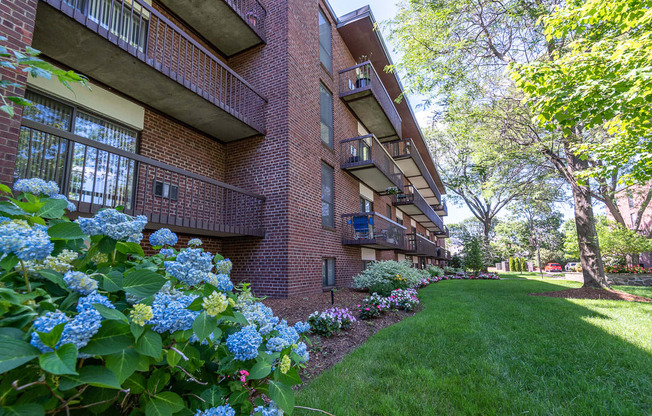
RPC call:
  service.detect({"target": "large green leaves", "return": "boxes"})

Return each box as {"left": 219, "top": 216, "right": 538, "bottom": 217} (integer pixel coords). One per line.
{"left": 0, "top": 335, "right": 40, "bottom": 373}
{"left": 47, "top": 221, "right": 85, "bottom": 240}
{"left": 192, "top": 311, "right": 217, "bottom": 342}
{"left": 59, "top": 365, "right": 122, "bottom": 390}
{"left": 268, "top": 380, "right": 295, "bottom": 415}
{"left": 35, "top": 198, "right": 67, "bottom": 219}
{"left": 80, "top": 320, "right": 133, "bottom": 356}
{"left": 38, "top": 343, "right": 78, "bottom": 375}
{"left": 123, "top": 269, "right": 166, "bottom": 297}
{"left": 144, "top": 392, "right": 184, "bottom": 416}
{"left": 135, "top": 329, "right": 162, "bottom": 359}
{"left": 106, "top": 348, "right": 139, "bottom": 383}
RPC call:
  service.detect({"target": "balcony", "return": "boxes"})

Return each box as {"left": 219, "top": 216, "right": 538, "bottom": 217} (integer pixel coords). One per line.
{"left": 34, "top": 0, "right": 266, "bottom": 142}
{"left": 435, "top": 247, "right": 450, "bottom": 260}
{"left": 339, "top": 62, "right": 401, "bottom": 142}
{"left": 392, "top": 185, "right": 445, "bottom": 233}
{"left": 340, "top": 135, "right": 405, "bottom": 193}
{"left": 434, "top": 225, "right": 450, "bottom": 238}
{"left": 405, "top": 233, "right": 438, "bottom": 257}
{"left": 341, "top": 212, "right": 407, "bottom": 251}
{"left": 433, "top": 201, "right": 448, "bottom": 216}
{"left": 18, "top": 119, "right": 265, "bottom": 237}
{"left": 157, "top": 0, "right": 266, "bottom": 56}
{"left": 384, "top": 138, "right": 441, "bottom": 206}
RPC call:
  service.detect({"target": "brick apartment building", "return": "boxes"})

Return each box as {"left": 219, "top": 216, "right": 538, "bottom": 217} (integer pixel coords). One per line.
{"left": 0, "top": 0, "right": 450, "bottom": 296}
{"left": 606, "top": 184, "right": 652, "bottom": 267}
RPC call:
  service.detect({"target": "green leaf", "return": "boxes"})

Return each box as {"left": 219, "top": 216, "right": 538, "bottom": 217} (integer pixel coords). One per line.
{"left": 35, "top": 198, "right": 67, "bottom": 219}
{"left": 130, "top": 322, "right": 145, "bottom": 341}
{"left": 166, "top": 349, "right": 181, "bottom": 367}
{"left": 106, "top": 348, "right": 139, "bottom": 384}
{"left": 0, "top": 335, "right": 40, "bottom": 373}
{"left": 135, "top": 329, "right": 162, "bottom": 359}
{"left": 147, "top": 368, "right": 170, "bottom": 394}
{"left": 97, "top": 236, "right": 117, "bottom": 255}
{"left": 200, "top": 386, "right": 229, "bottom": 407}
{"left": 0, "top": 253, "right": 19, "bottom": 272}
{"left": 268, "top": 380, "right": 295, "bottom": 415}
{"left": 116, "top": 241, "right": 145, "bottom": 256}
{"left": 123, "top": 270, "right": 166, "bottom": 298}
{"left": 279, "top": 366, "right": 303, "bottom": 386}
{"left": 248, "top": 362, "right": 272, "bottom": 380}
{"left": 80, "top": 320, "right": 133, "bottom": 356}
{"left": 192, "top": 311, "right": 217, "bottom": 342}
{"left": 102, "top": 270, "right": 123, "bottom": 292}
{"left": 47, "top": 222, "right": 86, "bottom": 240}
{"left": 0, "top": 200, "right": 28, "bottom": 216}
{"left": 123, "top": 372, "right": 147, "bottom": 394}
{"left": 37, "top": 270, "right": 67, "bottom": 289}
{"left": 0, "top": 403, "right": 44, "bottom": 416}
{"left": 36, "top": 322, "right": 65, "bottom": 349}
{"left": 151, "top": 392, "right": 184, "bottom": 413}
{"left": 94, "top": 304, "right": 128, "bottom": 323}
{"left": 39, "top": 343, "right": 78, "bottom": 375}
{"left": 59, "top": 365, "right": 122, "bottom": 390}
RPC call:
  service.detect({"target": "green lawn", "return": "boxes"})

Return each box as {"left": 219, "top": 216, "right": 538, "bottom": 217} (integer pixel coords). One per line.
{"left": 296, "top": 279, "right": 652, "bottom": 416}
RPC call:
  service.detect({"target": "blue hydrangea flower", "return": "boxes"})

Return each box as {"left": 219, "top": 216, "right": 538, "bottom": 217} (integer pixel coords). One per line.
{"left": 188, "top": 238, "right": 202, "bottom": 247}
{"left": 195, "top": 405, "right": 235, "bottom": 416}
{"left": 30, "top": 311, "right": 70, "bottom": 352}
{"left": 77, "top": 209, "right": 147, "bottom": 242}
{"left": 294, "top": 321, "right": 310, "bottom": 334}
{"left": 204, "top": 273, "right": 234, "bottom": 292}
{"left": 13, "top": 178, "right": 60, "bottom": 196}
{"left": 253, "top": 402, "right": 282, "bottom": 416}
{"left": 77, "top": 291, "right": 115, "bottom": 312}
{"left": 0, "top": 220, "right": 54, "bottom": 261}
{"left": 149, "top": 228, "right": 178, "bottom": 247}
{"left": 239, "top": 302, "right": 279, "bottom": 335}
{"left": 30, "top": 308, "right": 103, "bottom": 353}
{"left": 226, "top": 325, "right": 262, "bottom": 361}
{"left": 149, "top": 291, "right": 199, "bottom": 333}
{"left": 294, "top": 341, "right": 309, "bottom": 363}
{"left": 159, "top": 248, "right": 174, "bottom": 257}
{"left": 63, "top": 271, "right": 98, "bottom": 295}
{"left": 215, "top": 259, "right": 232, "bottom": 274}
{"left": 164, "top": 248, "right": 213, "bottom": 286}
{"left": 266, "top": 320, "right": 300, "bottom": 352}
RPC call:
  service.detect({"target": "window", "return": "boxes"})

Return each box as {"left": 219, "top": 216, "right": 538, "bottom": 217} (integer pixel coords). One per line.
{"left": 360, "top": 196, "right": 373, "bottom": 213}
{"left": 320, "top": 83, "right": 333, "bottom": 147}
{"left": 318, "top": 9, "right": 332, "bottom": 73}
{"left": 628, "top": 195, "right": 635, "bottom": 208}
{"left": 154, "top": 181, "right": 179, "bottom": 200}
{"left": 323, "top": 258, "right": 335, "bottom": 287}
{"left": 396, "top": 217, "right": 403, "bottom": 226}
{"left": 17, "top": 90, "right": 138, "bottom": 209}
{"left": 386, "top": 204, "right": 392, "bottom": 219}
{"left": 321, "top": 162, "right": 334, "bottom": 227}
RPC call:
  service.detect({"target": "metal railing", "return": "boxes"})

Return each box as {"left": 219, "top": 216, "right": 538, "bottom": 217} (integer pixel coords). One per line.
{"left": 226, "top": 0, "right": 267, "bottom": 41}
{"left": 435, "top": 225, "right": 450, "bottom": 238}
{"left": 436, "top": 247, "right": 451, "bottom": 260}
{"left": 340, "top": 134, "right": 405, "bottom": 192}
{"left": 339, "top": 62, "right": 402, "bottom": 138}
{"left": 341, "top": 212, "right": 408, "bottom": 251}
{"left": 384, "top": 138, "right": 443, "bottom": 204}
{"left": 406, "top": 232, "right": 437, "bottom": 257}
{"left": 433, "top": 201, "right": 448, "bottom": 215}
{"left": 17, "top": 120, "right": 265, "bottom": 236}
{"left": 45, "top": 0, "right": 266, "bottom": 133}
{"left": 392, "top": 184, "right": 445, "bottom": 231}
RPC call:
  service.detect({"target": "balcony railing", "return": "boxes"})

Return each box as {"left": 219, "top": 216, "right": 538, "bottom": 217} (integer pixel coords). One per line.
{"left": 392, "top": 185, "right": 445, "bottom": 232}
{"left": 17, "top": 119, "right": 265, "bottom": 237}
{"left": 40, "top": 0, "right": 266, "bottom": 136}
{"left": 435, "top": 225, "right": 450, "bottom": 238}
{"left": 436, "top": 247, "right": 451, "bottom": 260}
{"left": 433, "top": 201, "right": 448, "bottom": 216}
{"left": 223, "top": 0, "right": 266, "bottom": 41}
{"left": 340, "top": 134, "right": 405, "bottom": 193}
{"left": 341, "top": 212, "right": 408, "bottom": 251}
{"left": 384, "top": 138, "right": 442, "bottom": 205}
{"left": 339, "top": 62, "right": 402, "bottom": 141}
{"left": 405, "top": 233, "right": 438, "bottom": 257}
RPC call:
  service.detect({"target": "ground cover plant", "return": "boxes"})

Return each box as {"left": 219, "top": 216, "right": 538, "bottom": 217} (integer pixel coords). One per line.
{"left": 352, "top": 260, "right": 426, "bottom": 296}
{"left": 307, "top": 308, "right": 355, "bottom": 337}
{"left": 0, "top": 179, "right": 309, "bottom": 416}
{"left": 295, "top": 279, "right": 652, "bottom": 416}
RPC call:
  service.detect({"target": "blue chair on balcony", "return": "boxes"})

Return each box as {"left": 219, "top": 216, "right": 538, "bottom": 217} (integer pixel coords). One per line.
{"left": 349, "top": 215, "right": 373, "bottom": 239}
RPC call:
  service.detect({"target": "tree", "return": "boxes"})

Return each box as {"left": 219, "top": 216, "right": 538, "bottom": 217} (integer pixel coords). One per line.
{"left": 509, "top": 257, "right": 516, "bottom": 272}
{"left": 388, "top": 0, "right": 611, "bottom": 288}
{"left": 463, "top": 236, "right": 484, "bottom": 275}
{"left": 0, "top": 35, "right": 87, "bottom": 116}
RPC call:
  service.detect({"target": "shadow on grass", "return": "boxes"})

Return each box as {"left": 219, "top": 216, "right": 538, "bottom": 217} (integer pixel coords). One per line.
{"left": 295, "top": 279, "right": 652, "bottom": 416}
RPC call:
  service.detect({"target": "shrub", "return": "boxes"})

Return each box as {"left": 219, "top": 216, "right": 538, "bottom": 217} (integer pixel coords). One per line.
{"left": 605, "top": 264, "right": 652, "bottom": 274}
{"left": 509, "top": 257, "right": 515, "bottom": 272}
{"left": 0, "top": 180, "right": 308, "bottom": 416}
{"left": 427, "top": 265, "right": 444, "bottom": 277}
{"left": 353, "top": 260, "right": 426, "bottom": 296}
{"left": 388, "top": 288, "right": 420, "bottom": 311}
{"left": 307, "top": 308, "right": 356, "bottom": 337}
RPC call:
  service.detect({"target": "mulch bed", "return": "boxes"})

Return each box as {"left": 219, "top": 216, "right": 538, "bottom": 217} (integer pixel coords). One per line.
{"left": 262, "top": 288, "right": 416, "bottom": 381}
{"left": 530, "top": 287, "right": 652, "bottom": 303}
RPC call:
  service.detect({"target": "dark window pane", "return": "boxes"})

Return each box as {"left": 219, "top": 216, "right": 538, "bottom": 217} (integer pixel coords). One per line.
{"left": 319, "top": 9, "right": 332, "bottom": 73}
{"left": 386, "top": 204, "right": 392, "bottom": 219}
{"left": 22, "top": 91, "right": 73, "bottom": 130}
{"left": 322, "top": 258, "right": 335, "bottom": 286}
{"left": 320, "top": 84, "right": 333, "bottom": 147}
{"left": 321, "top": 162, "right": 334, "bottom": 227}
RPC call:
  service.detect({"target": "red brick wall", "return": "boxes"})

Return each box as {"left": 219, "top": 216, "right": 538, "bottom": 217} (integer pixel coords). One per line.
{"left": 0, "top": 0, "right": 38, "bottom": 186}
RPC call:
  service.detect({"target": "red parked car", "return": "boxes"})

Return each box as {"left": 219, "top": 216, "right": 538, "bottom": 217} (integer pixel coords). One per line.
{"left": 545, "top": 263, "right": 562, "bottom": 273}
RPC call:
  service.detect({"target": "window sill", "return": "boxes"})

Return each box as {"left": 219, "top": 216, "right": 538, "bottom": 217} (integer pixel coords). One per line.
{"left": 322, "top": 225, "right": 336, "bottom": 232}
{"left": 321, "top": 141, "right": 335, "bottom": 153}
{"left": 322, "top": 285, "right": 336, "bottom": 292}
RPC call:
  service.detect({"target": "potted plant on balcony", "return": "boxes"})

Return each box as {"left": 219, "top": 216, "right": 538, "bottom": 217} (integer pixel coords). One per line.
{"left": 355, "top": 55, "right": 372, "bottom": 89}
{"left": 384, "top": 186, "right": 400, "bottom": 195}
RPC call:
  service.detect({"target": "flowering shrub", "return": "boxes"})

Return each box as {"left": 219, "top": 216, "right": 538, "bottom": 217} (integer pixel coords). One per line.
{"left": 0, "top": 180, "right": 309, "bottom": 416}
{"left": 427, "top": 265, "right": 444, "bottom": 277}
{"left": 388, "top": 288, "right": 420, "bottom": 311}
{"left": 308, "top": 308, "right": 356, "bottom": 337}
{"left": 605, "top": 264, "right": 652, "bottom": 274}
{"left": 353, "top": 260, "right": 427, "bottom": 296}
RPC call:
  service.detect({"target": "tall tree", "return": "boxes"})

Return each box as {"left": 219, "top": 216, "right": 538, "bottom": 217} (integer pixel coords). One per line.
{"left": 387, "top": 0, "right": 611, "bottom": 288}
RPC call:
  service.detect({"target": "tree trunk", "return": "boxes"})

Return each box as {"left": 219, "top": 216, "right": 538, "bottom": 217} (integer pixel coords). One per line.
{"left": 537, "top": 245, "right": 543, "bottom": 278}
{"left": 566, "top": 153, "right": 610, "bottom": 289}
{"left": 626, "top": 253, "right": 640, "bottom": 267}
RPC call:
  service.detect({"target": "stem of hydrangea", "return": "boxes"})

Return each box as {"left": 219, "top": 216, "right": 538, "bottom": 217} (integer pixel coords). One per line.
{"left": 112, "top": 248, "right": 117, "bottom": 266}
{"left": 19, "top": 260, "right": 31, "bottom": 293}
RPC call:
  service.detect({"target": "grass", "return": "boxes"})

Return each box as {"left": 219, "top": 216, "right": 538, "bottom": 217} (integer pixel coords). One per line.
{"left": 296, "top": 279, "right": 652, "bottom": 416}
{"left": 617, "top": 285, "right": 652, "bottom": 299}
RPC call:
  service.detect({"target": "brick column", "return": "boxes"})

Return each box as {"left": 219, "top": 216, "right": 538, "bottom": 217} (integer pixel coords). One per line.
{"left": 0, "top": 0, "right": 38, "bottom": 186}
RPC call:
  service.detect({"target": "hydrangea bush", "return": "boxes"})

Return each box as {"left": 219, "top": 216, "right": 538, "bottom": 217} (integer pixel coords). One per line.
{"left": 0, "top": 180, "right": 309, "bottom": 416}
{"left": 307, "top": 308, "right": 355, "bottom": 337}
{"left": 352, "top": 260, "right": 427, "bottom": 296}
